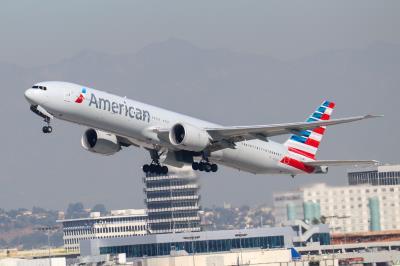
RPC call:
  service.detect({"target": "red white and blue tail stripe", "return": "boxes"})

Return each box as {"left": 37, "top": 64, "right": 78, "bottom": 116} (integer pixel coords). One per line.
{"left": 284, "top": 100, "right": 335, "bottom": 161}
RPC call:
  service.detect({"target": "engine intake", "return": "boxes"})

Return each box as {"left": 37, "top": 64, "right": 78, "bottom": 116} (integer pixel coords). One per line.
{"left": 169, "top": 123, "right": 211, "bottom": 152}
{"left": 81, "top": 129, "right": 121, "bottom": 155}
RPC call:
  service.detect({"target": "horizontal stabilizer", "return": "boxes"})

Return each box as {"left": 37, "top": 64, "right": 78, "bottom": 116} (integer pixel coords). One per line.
{"left": 305, "top": 160, "right": 379, "bottom": 167}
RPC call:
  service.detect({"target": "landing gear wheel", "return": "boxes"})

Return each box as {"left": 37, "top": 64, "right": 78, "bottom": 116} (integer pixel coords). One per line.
{"left": 192, "top": 162, "right": 199, "bottom": 171}
{"left": 161, "top": 166, "right": 169, "bottom": 175}
{"left": 149, "top": 164, "right": 157, "bottom": 173}
{"left": 198, "top": 163, "right": 205, "bottom": 171}
{"left": 143, "top": 164, "right": 150, "bottom": 173}
{"left": 143, "top": 163, "right": 168, "bottom": 175}
{"left": 192, "top": 160, "right": 218, "bottom": 173}
{"left": 42, "top": 126, "right": 52, "bottom": 134}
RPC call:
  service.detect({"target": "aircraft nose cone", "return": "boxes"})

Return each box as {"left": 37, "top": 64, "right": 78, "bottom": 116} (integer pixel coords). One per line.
{"left": 24, "top": 88, "right": 36, "bottom": 104}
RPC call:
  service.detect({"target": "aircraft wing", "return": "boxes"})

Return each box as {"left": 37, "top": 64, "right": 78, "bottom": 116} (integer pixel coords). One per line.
{"left": 304, "top": 160, "right": 379, "bottom": 167}
{"left": 205, "top": 115, "right": 381, "bottom": 143}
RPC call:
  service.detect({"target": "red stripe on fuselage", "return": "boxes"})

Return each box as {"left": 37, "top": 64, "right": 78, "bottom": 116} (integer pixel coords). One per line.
{"left": 288, "top": 147, "right": 316, "bottom": 160}
{"left": 280, "top": 156, "right": 315, "bottom": 173}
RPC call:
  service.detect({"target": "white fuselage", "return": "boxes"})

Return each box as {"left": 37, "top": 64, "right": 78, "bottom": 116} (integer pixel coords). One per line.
{"left": 25, "top": 81, "right": 311, "bottom": 175}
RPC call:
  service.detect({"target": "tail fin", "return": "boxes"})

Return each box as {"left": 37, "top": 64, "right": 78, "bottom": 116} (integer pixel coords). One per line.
{"left": 284, "top": 100, "right": 335, "bottom": 160}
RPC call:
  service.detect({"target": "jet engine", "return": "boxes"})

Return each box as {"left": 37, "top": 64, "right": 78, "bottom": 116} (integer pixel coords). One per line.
{"left": 169, "top": 123, "right": 211, "bottom": 152}
{"left": 81, "top": 129, "right": 121, "bottom": 155}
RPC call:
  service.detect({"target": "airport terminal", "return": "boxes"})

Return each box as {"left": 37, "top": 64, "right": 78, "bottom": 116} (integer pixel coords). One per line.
{"left": 3, "top": 165, "right": 398, "bottom": 265}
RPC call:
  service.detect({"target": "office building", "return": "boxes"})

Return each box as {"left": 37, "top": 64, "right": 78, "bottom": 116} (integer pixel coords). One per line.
{"left": 80, "top": 223, "right": 330, "bottom": 259}
{"left": 348, "top": 164, "right": 400, "bottom": 186}
{"left": 274, "top": 182, "right": 400, "bottom": 233}
{"left": 57, "top": 209, "right": 148, "bottom": 253}
{"left": 143, "top": 169, "right": 201, "bottom": 234}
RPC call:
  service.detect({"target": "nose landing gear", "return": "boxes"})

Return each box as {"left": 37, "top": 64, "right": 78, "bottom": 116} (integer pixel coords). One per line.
{"left": 30, "top": 105, "right": 53, "bottom": 134}
{"left": 42, "top": 117, "right": 53, "bottom": 134}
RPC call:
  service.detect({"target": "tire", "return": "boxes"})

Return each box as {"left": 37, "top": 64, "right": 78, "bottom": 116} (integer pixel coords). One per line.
{"left": 192, "top": 162, "right": 199, "bottom": 171}
{"left": 47, "top": 126, "right": 53, "bottom": 133}
{"left": 155, "top": 165, "right": 162, "bottom": 174}
{"left": 161, "top": 166, "right": 168, "bottom": 175}
{"left": 42, "top": 126, "right": 48, "bottom": 133}
{"left": 205, "top": 164, "right": 211, "bottom": 172}
{"left": 211, "top": 164, "right": 218, "bottom": 172}
{"left": 149, "top": 164, "right": 157, "bottom": 173}
{"left": 143, "top": 164, "right": 150, "bottom": 173}
{"left": 198, "top": 163, "right": 204, "bottom": 171}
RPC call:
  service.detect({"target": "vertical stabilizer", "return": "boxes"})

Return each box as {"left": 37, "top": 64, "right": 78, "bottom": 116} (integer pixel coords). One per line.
{"left": 284, "top": 100, "right": 335, "bottom": 160}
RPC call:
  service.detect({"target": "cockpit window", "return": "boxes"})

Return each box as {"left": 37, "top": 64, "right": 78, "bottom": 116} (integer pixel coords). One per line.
{"left": 32, "top": 85, "right": 47, "bottom": 91}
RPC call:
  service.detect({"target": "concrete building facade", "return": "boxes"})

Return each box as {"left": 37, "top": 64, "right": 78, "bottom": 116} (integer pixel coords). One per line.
{"left": 274, "top": 182, "right": 400, "bottom": 233}
{"left": 80, "top": 225, "right": 330, "bottom": 259}
{"left": 274, "top": 165, "right": 400, "bottom": 233}
{"left": 348, "top": 164, "right": 400, "bottom": 186}
{"left": 57, "top": 209, "right": 148, "bottom": 252}
{"left": 143, "top": 170, "right": 201, "bottom": 234}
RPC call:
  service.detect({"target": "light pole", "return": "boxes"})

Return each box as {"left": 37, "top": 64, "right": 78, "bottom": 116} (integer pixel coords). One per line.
{"left": 235, "top": 232, "right": 247, "bottom": 265}
{"left": 35, "top": 225, "right": 59, "bottom": 266}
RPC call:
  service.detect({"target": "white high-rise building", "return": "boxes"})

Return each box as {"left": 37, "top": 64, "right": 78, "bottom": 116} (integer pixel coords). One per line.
{"left": 274, "top": 182, "right": 400, "bottom": 233}
{"left": 273, "top": 165, "right": 400, "bottom": 234}
{"left": 57, "top": 209, "right": 148, "bottom": 253}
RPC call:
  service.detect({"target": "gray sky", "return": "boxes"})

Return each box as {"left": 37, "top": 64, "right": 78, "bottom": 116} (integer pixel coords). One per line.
{"left": 1, "top": 1, "right": 399, "bottom": 211}
{"left": 1, "top": 1, "right": 399, "bottom": 66}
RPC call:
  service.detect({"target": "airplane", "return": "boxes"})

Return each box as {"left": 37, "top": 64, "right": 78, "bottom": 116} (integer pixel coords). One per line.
{"left": 24, "top": 81, "right": 380, "bottom": 176}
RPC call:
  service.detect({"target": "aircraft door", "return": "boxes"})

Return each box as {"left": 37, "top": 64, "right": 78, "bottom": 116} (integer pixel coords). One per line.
{"left": 64, "top": 89, "right": 74, "bottom": 102}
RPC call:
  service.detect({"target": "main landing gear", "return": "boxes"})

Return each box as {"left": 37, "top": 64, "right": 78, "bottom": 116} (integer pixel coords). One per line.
{"left": 142, "top": 163, "right": 168, "bottom": 175}
{"left": 143, "top": 149, "right": 169, "bottom": 175}
{"left": 192, "top": 161, "right": 218, "bottom": 172}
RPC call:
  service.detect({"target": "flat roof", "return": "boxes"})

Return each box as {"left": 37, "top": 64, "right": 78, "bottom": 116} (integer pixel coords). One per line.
{"left": 348, "top": 164, "right": 400, "bottom": 173}
{"left": 57, "top": 213, "right": 147, "bottom": 223}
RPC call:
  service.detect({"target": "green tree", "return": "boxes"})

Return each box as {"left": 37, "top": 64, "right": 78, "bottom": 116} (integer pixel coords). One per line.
{"left": 66, "top": 202, "right": 88, "bottom": 219}
{"left": 91, "top": 204, "right": 107, "bottom": 215}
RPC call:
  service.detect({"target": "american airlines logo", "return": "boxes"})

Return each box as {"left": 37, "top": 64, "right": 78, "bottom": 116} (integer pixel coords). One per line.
{"left": 88, "top": 93, "right": 151, "bottom": 123}
{"left": 75, "top": 88, "right": 86, "bottom": 103}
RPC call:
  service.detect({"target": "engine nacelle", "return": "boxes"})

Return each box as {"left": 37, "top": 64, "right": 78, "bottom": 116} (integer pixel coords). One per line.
{"left": 81, "top": 129, "right": 121, "bottom": 156}
{"left": 169, "top": 123, "right": 211, "bottom": 152}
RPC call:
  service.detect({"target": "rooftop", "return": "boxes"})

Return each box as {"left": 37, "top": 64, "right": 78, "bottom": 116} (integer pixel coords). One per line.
{"left": 57, "top": 209, "right": 147, "bottom": 223}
